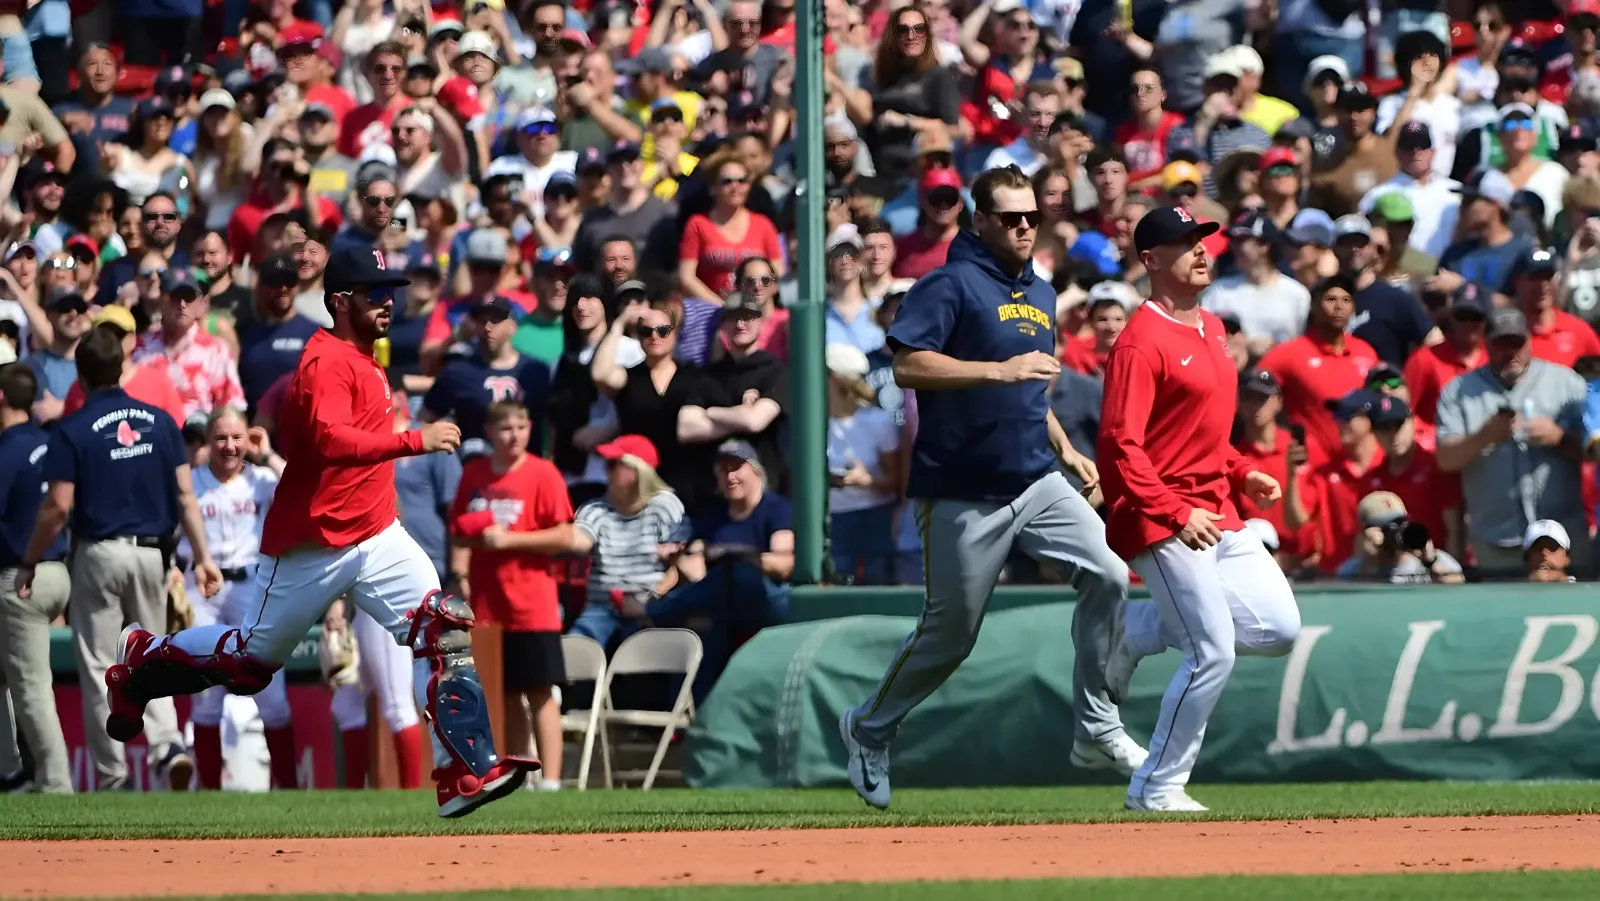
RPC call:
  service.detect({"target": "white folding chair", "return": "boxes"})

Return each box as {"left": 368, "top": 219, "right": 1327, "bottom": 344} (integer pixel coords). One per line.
{"left": 558, "top": 634, "right": 609, "bottom": 790}
{"left": 598, "top": 628, "right": 702, "bottom": 791}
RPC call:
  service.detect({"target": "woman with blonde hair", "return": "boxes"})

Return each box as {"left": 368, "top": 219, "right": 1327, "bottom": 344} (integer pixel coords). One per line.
{"left": 556, "top": 435, "right": 691, "bottom": 651}
{"left": 193, "top": 90, "right": 259, "bottom": 232}
{"left": 824, "top": 343, "right": 901, "bottom": 584}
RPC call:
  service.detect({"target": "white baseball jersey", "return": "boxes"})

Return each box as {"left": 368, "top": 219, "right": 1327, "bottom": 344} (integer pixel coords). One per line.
{"left": 180, "top": 464, "right": 280, "bottom": 570}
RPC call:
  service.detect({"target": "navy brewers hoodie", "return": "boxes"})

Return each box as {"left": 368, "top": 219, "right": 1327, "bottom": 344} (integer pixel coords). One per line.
{"left": 886, "top": 229, "right": 1058, "bottom": 502}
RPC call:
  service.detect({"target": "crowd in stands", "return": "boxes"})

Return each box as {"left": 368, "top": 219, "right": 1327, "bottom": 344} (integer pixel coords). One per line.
{"left": 5, "top": 0, "right": 1600, "bottom": 792}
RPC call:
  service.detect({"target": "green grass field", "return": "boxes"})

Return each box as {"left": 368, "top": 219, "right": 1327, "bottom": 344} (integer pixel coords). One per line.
{"left": 8, "top": 783, "right": 1600, "bottom": 900}
{"left": 6, "top": 781, "right": 1600, "bottom": 840}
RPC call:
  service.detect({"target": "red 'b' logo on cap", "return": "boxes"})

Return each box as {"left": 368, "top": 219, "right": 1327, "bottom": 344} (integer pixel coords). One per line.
{"left": 373, "top": 251, "right": 386, "bottom": 270}
{"left": 116, "top": 421, "right": 139, "bottom": 447}
{"left": 1175, "top": 207, "right": 1193, "bottom": 223}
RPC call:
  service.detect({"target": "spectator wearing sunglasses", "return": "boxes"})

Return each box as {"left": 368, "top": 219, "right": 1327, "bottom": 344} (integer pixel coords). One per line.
{"left": 892, "top": 168, "right": 963, "bottom": 280}
{"left": 679, "top": 288, "right": 790, "bottom": 496}
{"left": 331, "top": 163, "right": 400, "bottom": 256}
{"left": 695, "top": 1, "right": 785, "bottom": 105}
{"left": 21, "top": 285, "right": 89, "bottom": 422}
{"left": 337, "top": 41, "right": 411, "bottom": 160}
{"left": 678, "top": 156, "right": 783, "bottom": 302}
{"left": 423, "top": 295, "right": 552, "bottom": 461}
{"left": 620, "top": 48, "right": 702, "bottom": 162}
{"left": 225, "top": 141, "right": 342, "bottom": 271}
{"left": 1494, "top": 105, "right": 1569, "bottom": 231}
{"left": 484, "top": 106, "right": 576, "bottom": 222}
{"left": 132, "top": 270, "right": 246, "bottom": 420}
{"left": 98, "top": 193, "right": 190, "bottom": 299}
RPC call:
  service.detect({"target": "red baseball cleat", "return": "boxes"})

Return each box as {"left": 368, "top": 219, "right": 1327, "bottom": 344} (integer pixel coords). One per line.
{"left": 434, "top": 757, "right": 540, "bottom": 819}
{"left": 104, "top": 624, "right": 158, "bottom": 743}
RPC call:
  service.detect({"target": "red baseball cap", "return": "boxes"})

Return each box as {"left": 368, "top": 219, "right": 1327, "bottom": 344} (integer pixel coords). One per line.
{"left": 276, "top": 22, "right": 325, "bottom": 51}
{"left": 1259, "top": 146, "right": 1297, "bottom": 172}
{"left": 596, "top": 434, "right": 660, "bottom": 469}
{"left": 438, "top": 77, "right": 485, "bottom": 118}
{"left": 1571, "top": 0, "right": 1600, "bottom": 17}
{"left": 920, "top": 167, "right": 963, "bottom": 193}
{"left": 452, "top": 509, "right": 498, "bottom": 539}
{"left": 65, "top": 234, "right": 100, "bottom": 258}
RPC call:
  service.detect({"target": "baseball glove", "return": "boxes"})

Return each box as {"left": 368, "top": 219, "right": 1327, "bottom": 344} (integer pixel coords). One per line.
{"left": 319, "top": 622, "right": 362, "bottom": 689}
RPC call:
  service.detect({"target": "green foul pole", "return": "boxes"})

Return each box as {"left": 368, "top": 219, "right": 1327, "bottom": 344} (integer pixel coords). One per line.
{"left": 789, "top": 0, "right": 828, "bottom": 585}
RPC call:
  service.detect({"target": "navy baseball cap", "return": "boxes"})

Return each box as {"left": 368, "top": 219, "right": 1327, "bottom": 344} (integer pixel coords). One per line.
{"left": 1451, "top": 282, "right": 1490, "bottom": 318}
{"left": 325, "top": 245, "right": 411, "bottom": 293}
{"left": 472, "top": 296, "right": 516, "bottom": 321}
{"left": 607, "top": 140, "right": 642, "bottom": 163}
{"left": 1368, "top": 394, "right": 1413, "bottom": 428}
{"left": 161, "top": 269, "right": 202, "bottom": 298}
{"left": 1132, "top": 206, "right": 1219, "bottom": 255}
{"left": 1241, "top": 369, "right": 1280, "bottom": 397}
{"left": 1509, "top": 246, "right": 1559, "bottom": 280}
{"left": 576, "top": 146, "right": 607, "bottom": 173}
{"left": 1325, "top": 388, "right": 1383, "bottom": 421}
{"left": 259, "top": 254, "right": 299, "bottom": 288}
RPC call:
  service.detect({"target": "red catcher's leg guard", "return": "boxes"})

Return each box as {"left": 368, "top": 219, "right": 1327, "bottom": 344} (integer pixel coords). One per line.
{"left": 192, "top": 726, "right": 223, "bottom": 790}
{"left": 393, "top": 724, "right": 424, "bottom": 790}
{"left": 265, "top": 726, "right": 298, "bottom": 789}
{"left": 108, "top": 627, "right": 279, "bottom": 741}
{"left": 341, "top": 728, "right": 370, "bottom": 790}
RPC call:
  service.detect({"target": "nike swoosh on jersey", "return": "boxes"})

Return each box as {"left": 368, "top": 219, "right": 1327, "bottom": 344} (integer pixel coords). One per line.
{"left": 1011, "top": 291, "right": 1025, "bottom": 298}
{"left": 1181, "top": 356, "right": 1193, "bottom": 365}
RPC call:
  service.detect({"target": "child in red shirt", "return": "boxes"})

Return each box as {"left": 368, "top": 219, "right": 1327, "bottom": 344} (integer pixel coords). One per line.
{"left": 450, "top": 400, "right": 574, "bottom": 791}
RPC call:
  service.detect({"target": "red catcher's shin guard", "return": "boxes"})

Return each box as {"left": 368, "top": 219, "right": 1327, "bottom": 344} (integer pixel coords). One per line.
{"left": 265, "top": 726, "right": 299, "bottom": 789}
{"left": 393, "top": 725, "right": 425, "bottom": 790}
{"left": 192, "top": 725, "right": 223, "bottom": 790}
{"left": 341, "top": 728, "right": 370, "bottom": 790}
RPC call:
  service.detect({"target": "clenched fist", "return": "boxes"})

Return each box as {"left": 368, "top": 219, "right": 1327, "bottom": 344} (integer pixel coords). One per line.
{"left": 996, "top": 351, "right": 1060, "bottom": 383}
{"left": 421, "top": 421, "right": 462, "bottom": 453}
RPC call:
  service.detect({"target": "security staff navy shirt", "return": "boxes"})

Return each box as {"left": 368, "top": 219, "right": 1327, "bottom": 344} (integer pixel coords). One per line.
{"left": 887, "top": 230, "right": 1056, "bottom": 501}
{"left": 237, "top": 315, "right": 320, "bottom": 412}
{"left": 0, "top": 422, "right": 67, "bottom": 567}
{"left": 43, "top": 388, "right": 184, "bottom": 542}
{"left": 423, "top": 352, "right": 551, "bottom": 457}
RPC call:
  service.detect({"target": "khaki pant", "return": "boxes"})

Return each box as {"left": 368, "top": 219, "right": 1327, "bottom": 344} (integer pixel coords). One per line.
{"left": 71, "top": 541, "right": 180, "bottom": 788}
{"left": 0, "top": 563, "right": 71, "bottom": 792}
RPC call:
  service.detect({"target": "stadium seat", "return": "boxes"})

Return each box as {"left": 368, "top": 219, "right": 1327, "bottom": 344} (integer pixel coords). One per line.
{"left": 598, "top": 629, "right": 702, "bottom": 791}
{"left": 1519, "top": 20, "right": 1563, "bottom": 45}
{"left": 1450, "top": 20, "right": 1476, "bottom": 53}
{"left": 559, "top": 634, "right": 609, "bottom": 791}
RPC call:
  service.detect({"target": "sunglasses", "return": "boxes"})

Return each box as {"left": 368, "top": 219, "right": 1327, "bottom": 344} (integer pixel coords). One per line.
{"left": 1170, "top": 185, "right": 1200, "bottom": 199}
{"left": 55, "top": 299, "right": 88, "bottom": 315}
{"left": 371, "top": 64, "right": 405, "bottom": 75}
{"left": 363, "top": 194, "right": 398, "bottom": 208}
{"left": 472, "top": 306, "right": 512, "bottom": 323}
{"left": 1477, "top": 19, "right": 1504, "bottom": 31}
{"left": 44, "top": 256, "right": 76, "bottom": 270}
{"left": 895, "top": 22, "right": 929, "bottom": 37}
{"left": 139, "top": 267, "right": 167, "bottom": 278}
{"left": 521, "top": 122, "right": 560, "bottom": 136}
{"left": 1368, "top": 376, "right": 1405, "bottom": 391}
{"left": 631, "top": 324, "right": 674, "bottom": 340}
{"left": 143, "top": 211, "right": 180, "bottom": 223}
{"left": 68, "top": 248, "right": 96, "bottom": 263}
{"left": 1007, "top": 17, "right": 1037, "bottom": 30}
{"left": 651, "top": 110, "right": 684, "bottom": 125}
{"left": 925, "top": 188, "right": 961, "bottom": 208}
{"left": 719, "top": 175, "right": 751, "bottom": 187}
{"left": 1500, "top": 118, "right": 1536, "bottom": 132}
{"left": 739, "top": 275, "right": 776, "bottom": 288}
{"left": 989, "top": 209, "right": 1041, "bottom": 229}
{"left": 1265, "top": 164, "right": 1296, "bottom": 178}
{"left": 728, "top": 16, "right": 760, "bottom": 27}
{"left": 1130, "top": 83, "right": 1159, "bottom": 95}
{"left": 342, "top": 285, "right": 399, "bottom": 305}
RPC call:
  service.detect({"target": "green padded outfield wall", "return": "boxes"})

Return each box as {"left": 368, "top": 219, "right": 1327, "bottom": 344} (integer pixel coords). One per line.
{"left": 686, "top": 584, "right": 1600, "bottom": 787}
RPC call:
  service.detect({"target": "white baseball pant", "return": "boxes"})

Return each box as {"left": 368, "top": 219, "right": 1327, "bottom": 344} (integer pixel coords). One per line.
{"left": 1123, "top": 529, "right": 1300, "bottom": 800}
{"left": 329, "top": 609, "right": 421, "bottom": 733}
{"left": 187, "top": 569, "right": 291, "bottom": 729}
{"left": 165, "top": 521, "right": 449, "bottom": 768}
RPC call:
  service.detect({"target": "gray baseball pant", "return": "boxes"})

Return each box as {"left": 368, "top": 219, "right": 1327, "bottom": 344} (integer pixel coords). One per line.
{"left": 72, "top": 540, "right": 182, "bottom": 788}
{"left": 852, "top": 470, "right": 1131, "bottom": 747}
{"left": 0, "top": 562, "right": 72, "bottom": 792}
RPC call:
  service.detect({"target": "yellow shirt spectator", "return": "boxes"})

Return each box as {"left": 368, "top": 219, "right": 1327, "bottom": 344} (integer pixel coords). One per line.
{"left": 628, "top": 90, "right": 703, "bottom": 159}
{"left": 643, "top": 153, "right": 699, "bottom": 200}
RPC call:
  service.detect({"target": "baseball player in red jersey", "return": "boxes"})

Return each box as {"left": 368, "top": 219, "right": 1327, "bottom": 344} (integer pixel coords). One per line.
{"left": 1098, "top": 207, "right": 1302, "bottom": 812}
{"left": 102, "top": 246, "right": 538, "bottom": 817}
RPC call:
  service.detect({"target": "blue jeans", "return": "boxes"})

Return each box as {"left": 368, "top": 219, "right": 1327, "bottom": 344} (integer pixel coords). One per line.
{"left": 569, "top": 602, "right": 640, "bottom": 652}
{"left": 648, "top": 561, "right": 790, "bottom": 702}
{"left": 830, "top": 503, "right": 897, "bottom": 585}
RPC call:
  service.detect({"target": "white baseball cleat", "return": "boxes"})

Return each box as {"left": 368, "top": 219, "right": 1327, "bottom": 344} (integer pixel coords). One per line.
{"left": 1126, "top": 789, "right": 1209, "bottom": 812}
{"left": 1104, "top": 603, "right": 1143, "bottom": 705}
{"left": 839, "top": 710, "right": 891, "bottom": 810}
{"left": 1069, "top": 733, "right": 1149, "bottom": 776}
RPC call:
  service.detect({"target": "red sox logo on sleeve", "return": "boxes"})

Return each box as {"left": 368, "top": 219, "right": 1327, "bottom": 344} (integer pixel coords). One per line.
{"left": 483, "top": 375, "right": 523, "bottom": 402}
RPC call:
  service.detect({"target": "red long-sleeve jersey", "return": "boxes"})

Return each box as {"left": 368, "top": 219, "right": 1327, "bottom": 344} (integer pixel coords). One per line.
{"left": 260, "top": 330, "right": 425, "bottom": 557}
{"left": 1098, "top": 302, "right": 1257, "bottom": 562}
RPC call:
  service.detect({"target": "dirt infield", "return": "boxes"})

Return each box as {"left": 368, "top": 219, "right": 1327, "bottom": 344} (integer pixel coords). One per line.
{"left": 6, "top": 816, "right": 1598, "bottom": 897}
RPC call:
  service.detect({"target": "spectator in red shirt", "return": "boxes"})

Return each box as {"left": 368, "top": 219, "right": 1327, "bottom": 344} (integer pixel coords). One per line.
{"left": 1363, "top": 395, "right": 1463, "bottom": 562}
{"left": 226, "top": 140, "right": 343, "bottom": 266}
{"left": 1115, "top": 66, "right": 1186, "bottom": 191}
{"left": 276, "top": 23, "right": 355, "bottom": 126}
{"left": 1511, "top": 246, "right": 1600, "bottom": 367}
{"left": 1061, "top": 293, "right": 1127, "bottom": 378}
{"left": 449, "top": 400, "right": 574, "bottom": 793}
{"left": 1285, "top": 389, "right": 1386, "bottom": 575}
{"left": 1257, "top": 274, "right": 1380, "bottom": 467}
{"left": 337, "top": 41, "right": 410, "bottom": 159}
{"left": 1403, "top": 283, "right": 1487, "bottom": 426}
{"left": 679, "top": 156, "right": 785, "bottom": 301}
{"left": 1085, "top": 146, "right": 1129, "bottom": 237}
{"left": 1231, "top": 370, "right": 1321, "bottom": 572}
{"left": 892, "top": 168, "right": 962, "bottom": 279}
